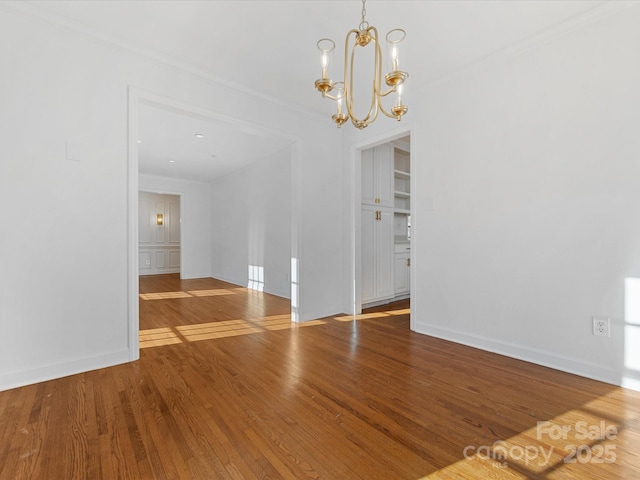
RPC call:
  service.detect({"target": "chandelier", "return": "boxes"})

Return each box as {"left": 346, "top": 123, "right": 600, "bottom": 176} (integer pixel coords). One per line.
{"left": 314, "top": 0, "right": 408, "bottom": 129}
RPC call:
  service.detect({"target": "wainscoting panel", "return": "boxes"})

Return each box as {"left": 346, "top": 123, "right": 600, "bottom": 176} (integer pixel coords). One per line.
{"left": 139, "top": 192, "right": 180, "bottom": 275}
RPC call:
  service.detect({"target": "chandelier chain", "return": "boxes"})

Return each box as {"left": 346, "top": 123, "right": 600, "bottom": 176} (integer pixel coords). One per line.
{"left": 359, "top": 0, "right": 369, "bottom": 31}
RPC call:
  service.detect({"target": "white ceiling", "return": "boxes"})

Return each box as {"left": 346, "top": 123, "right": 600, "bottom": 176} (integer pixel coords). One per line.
{"left": 137, "top": 102, "right": 292, "bottom": 182}
{"left": 23, "top": 0, "right": 609, "bottom": 181}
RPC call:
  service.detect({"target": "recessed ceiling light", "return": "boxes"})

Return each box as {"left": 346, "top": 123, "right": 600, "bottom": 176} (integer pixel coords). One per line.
{"left": 194, "top": 133, "right": 204, "bottom": 139}
{"left": 168, "top": 159, "right": 176, "bottom": 163}
{"left": 137, "top": 140, "right": 142, "bottom": 144}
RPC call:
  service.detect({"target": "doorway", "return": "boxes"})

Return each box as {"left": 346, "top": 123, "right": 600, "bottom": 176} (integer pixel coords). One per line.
{"left": 355, "top": 132, "right": 412, "bottom": 317}
{"left": 127, "top": 87, "right": 298, "bottom": 360}
{"left": 138, "top": 192, "right": 181, "bottom": 277}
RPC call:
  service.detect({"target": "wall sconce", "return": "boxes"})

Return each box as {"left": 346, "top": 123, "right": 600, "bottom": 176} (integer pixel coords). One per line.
{"left": 156, "top": 213, "right": 164, "bottom": 226}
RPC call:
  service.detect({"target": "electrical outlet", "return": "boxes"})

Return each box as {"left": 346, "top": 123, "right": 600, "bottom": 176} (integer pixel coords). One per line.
{"left": 592, "top": 317, "right": 610, "bottom": 337}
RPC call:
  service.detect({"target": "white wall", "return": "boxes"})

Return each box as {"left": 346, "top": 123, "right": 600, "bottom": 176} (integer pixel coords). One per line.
{"left": 0, "top": 5, "right": 342, "bottom": 391}
{"left": 417, "top": 5, "right": 640, "bottom": 386}
{"left": 139, "top": 175, "right": 211, "bottom": 279}
{"left": 343, "top": 5, "right": 640, "bottom": 387}
{"left": 294, "top": 136, "right": 344, "bottom": 321}
{"left": 210, "top": 149, "right": 292, "bottom": 298}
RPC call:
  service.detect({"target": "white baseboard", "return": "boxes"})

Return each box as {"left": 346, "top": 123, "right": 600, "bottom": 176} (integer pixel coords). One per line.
{"left": 363, "top": 294, "right": 409, "bottom": 310}
{"left": 263, "top": 286, "right": 290, "bottom": 300}
{"left": 209, "top": 273, "right": 244, "bottom": 287}
{"left": 0, "top": 349, "right": 131, "bottom": 392}
{"left": 413, "top": 322, "right": 623, "bottom": 388}
{"left": 181, "top": 271, "right": 213, "bottom": 280}
{"left": 139, "top": 269, "right": 180, "bottom": 276}
{"left": 209, "top": 274, "right": 291, "bottom": 300}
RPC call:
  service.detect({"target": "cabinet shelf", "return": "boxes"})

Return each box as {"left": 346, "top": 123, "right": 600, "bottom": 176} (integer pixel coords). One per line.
{"left": 394, "top": 169, "right": 410, "bottom": 180}
{"left": 394, "top": 190, "right": 410, "bottom": 198}
{"left": 394, "top": 208, "right": 410, "bottom": 215}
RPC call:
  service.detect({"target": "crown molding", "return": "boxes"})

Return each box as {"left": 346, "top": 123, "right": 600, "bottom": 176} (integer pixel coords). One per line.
{"left": 0, "top": 0, "right": 327, "bottom": 124}
{"left": 414, "top": 0, "right": 639, "bottom": 93}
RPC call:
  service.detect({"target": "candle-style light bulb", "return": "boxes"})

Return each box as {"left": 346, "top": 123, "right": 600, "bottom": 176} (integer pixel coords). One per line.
{"left": 317, "top": 38, "right": 335, "bottom": 80}
{"left": 331, "top": 82, "right": 347, "bottom": 127}
{"left": 315, "top": 38, "right": 336, "bottom": 96}
{"left": 391, "top": 46, "right": 398, "bottom": 72}
{"left": 396, "top": 84, "right": 403, "bottom": 107}
{"left": 386, "top": 29, "right": 405, "bottom": 73}
{"left": 336, "top": 84, "right": 344, "bottom": 114}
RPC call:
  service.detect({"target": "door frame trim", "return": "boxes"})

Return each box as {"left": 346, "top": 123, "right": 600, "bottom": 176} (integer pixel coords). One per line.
{"left": 127, "top": 86, "right": 300, "bottom": 360}
{"left": 350, "top": 129, "right": 413, "bottom": 317}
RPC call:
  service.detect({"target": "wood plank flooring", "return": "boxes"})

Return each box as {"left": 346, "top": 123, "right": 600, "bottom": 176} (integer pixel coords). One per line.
{"left": 1, "top": 273, "right": 639, "bottom": 479}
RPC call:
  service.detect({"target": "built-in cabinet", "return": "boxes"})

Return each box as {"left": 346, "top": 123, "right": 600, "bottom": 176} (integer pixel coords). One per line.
{"left": 361, "top": 137, "right": 411, "bottom": 307}
{"left": 361, "top": 204, "right": 394, "bottom": 304}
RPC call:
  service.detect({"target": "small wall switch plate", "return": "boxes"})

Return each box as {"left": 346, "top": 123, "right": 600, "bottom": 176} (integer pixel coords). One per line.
{"left": 592, "top": 317, "right": 610, "bottom": 337}
{"left": 66, "top": 141, "right": 82, "bottom": 162}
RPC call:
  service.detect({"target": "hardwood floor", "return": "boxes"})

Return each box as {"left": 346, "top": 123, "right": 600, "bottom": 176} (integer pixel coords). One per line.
{"left": 1, "top": 273, "right": 639, "bottom": 479}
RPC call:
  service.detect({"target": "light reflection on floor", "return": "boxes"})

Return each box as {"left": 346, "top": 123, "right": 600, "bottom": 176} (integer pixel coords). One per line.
{"left": 139, "top": 288, "right": 238, "bottom": 300}
{"left": 140, "top": 314, "right": 327, "bottom": 348}
{"left": 139, "top": 306, "right": 409, "bottom": 348}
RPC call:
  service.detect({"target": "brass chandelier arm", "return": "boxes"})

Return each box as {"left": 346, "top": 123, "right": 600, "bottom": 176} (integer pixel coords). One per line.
{"left": 377, "top": 87, "right": 398, "bottom": 97}
{"left": 377, "top": 96, "right": 400, "bottom": 120}
{"left": 343, "top": 26, "right": 383, "bottom": 129}
{"left": 322, "top": 91, "right": 342, "bottom": 101}
{"left": 377, "top": 79, "right": 402, "bottom": 120}
{"left": 378, "top": 84, "right": 408, "bottom": 120}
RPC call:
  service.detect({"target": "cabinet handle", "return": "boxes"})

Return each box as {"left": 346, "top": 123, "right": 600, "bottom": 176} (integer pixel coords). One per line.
{"left": 376, "top": 211, "right": 381, "bottom": 221}
{"left": 407, "top": 258, "right": 411, "bottom": 267}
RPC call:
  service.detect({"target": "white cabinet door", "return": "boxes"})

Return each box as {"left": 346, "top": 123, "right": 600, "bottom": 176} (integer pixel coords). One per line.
{"left": 361, "top": 144, "right": 394, "bottom": 207}
{"left": 361, "top": 206, "right": 377, "bottom": 304}
{"left": 375, "top": 143, "right": 394, "bottom": 208}
{"left": 377, "top": 209, "right": 395, "bottom": 299}
{"left": 394, "top": 253, "right": 410, "bottom": 295}
{"left": 361, "top": 205, "right": 394, "bottom": 305}
{"left": 361, "top": 147, "right": 377, "bottom": 206}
